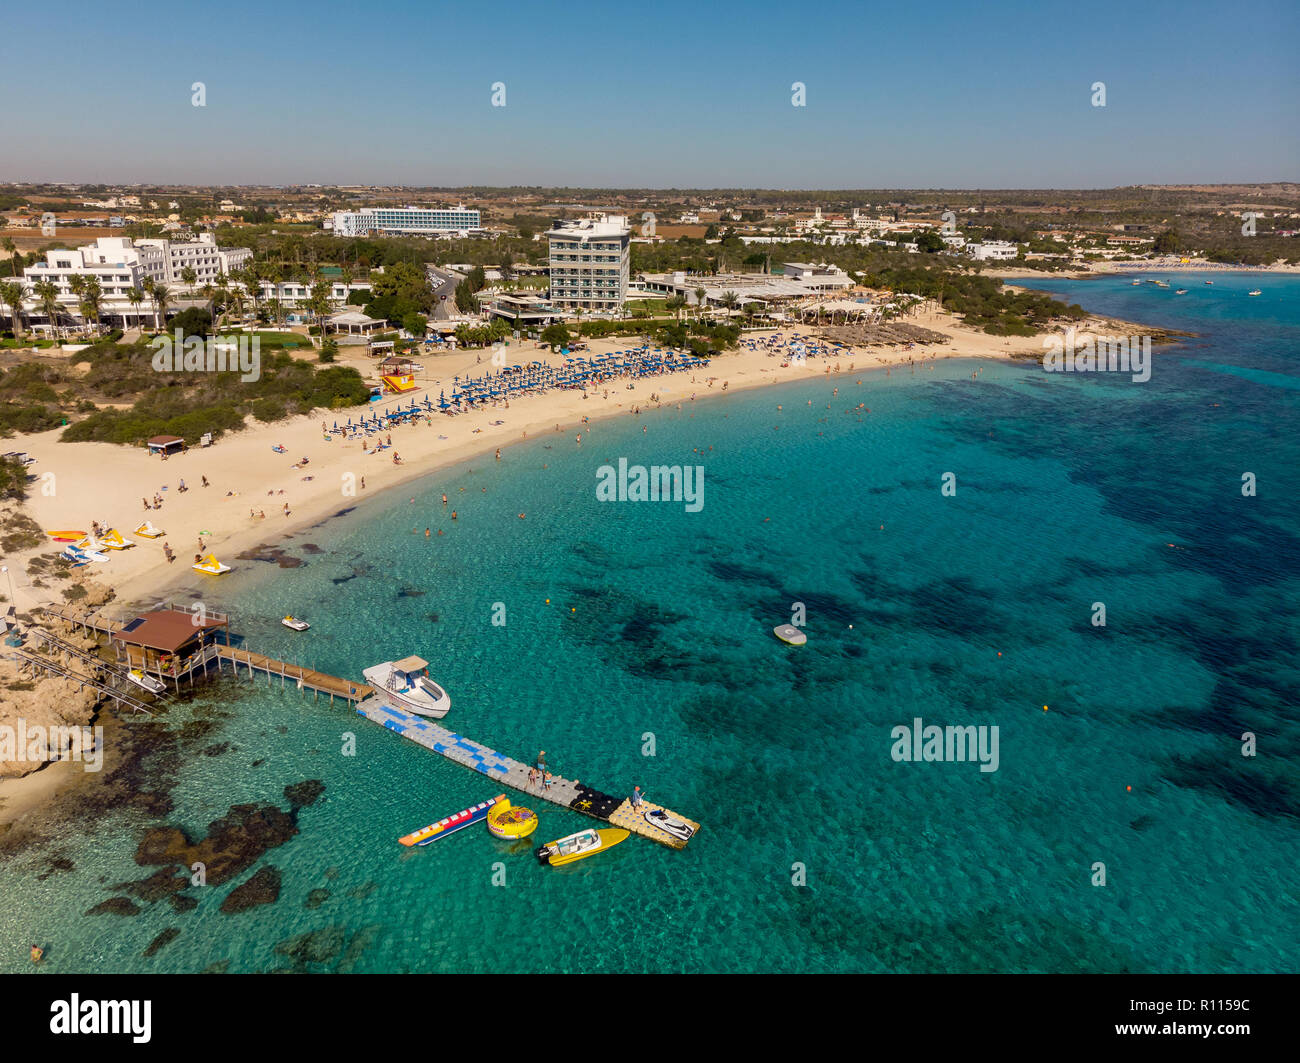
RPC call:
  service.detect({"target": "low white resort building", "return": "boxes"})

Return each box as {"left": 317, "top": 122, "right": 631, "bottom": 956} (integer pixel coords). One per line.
{"left": 10, "top": 235, "right": 251, "bottom": 330}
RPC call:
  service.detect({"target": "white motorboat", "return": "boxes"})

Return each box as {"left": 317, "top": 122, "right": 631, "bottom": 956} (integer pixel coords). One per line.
{"left": 126, "top": 669, "right": 167, "bottom": 695}
{"left": 643, "top": 808, "right": 695, "bottom": 842}
{"left": 362, "top": 655, "right": 451, "bottom": 717}
{"left": 281, "top": 615, "right": 310, "bottom": 631}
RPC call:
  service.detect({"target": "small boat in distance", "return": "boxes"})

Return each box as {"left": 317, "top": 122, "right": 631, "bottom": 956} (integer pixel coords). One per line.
{"left": 399, "top": 794, "right": 504, "bottom": 846}
{"left": 1249, "top": 289, "right": 1262, "bottom": 296}
{"left": 1175, "top": 289, "right": 1189, "bottom": 295}
{"left": 1205, "top": 280, "right": 1214, "bottom": 285}
{"left": 126, "top": 669, "right": 167, "bottom": 695}
{"left": 773, "top": 624, "right": 807, "bottom": 645}
{"left": 193, "top": 554, "right": 231, "bottom": 574}
{"left": 536, "top": 827, "right": 629, "bottom": 866}
{"left": 1131, "top": 280, "right": 1142, "bottom": 285}
{"left": 281, "top": 615, "right": 310, "bottom": 631}
{"left": 363, "top": 655, "right": 450, "bottom": 717}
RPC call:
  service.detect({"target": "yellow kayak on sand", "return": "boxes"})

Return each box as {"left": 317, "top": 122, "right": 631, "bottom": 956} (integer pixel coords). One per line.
{"left": 536, "top": 827, "right": 629, "bottom": 866}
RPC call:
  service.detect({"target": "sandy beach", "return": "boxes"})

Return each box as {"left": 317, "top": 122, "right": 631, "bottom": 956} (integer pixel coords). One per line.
{"left": 3, "top": 314, "right": 1041, "bottom": 617}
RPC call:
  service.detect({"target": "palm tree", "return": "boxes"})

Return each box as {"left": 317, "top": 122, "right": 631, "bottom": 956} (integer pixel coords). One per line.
{"left": 151, "top": 283, "right": 171, "bottom": 330}
{"left": 81, "top": 277, "right": 103, "bottom": 333}
{"left": 126, "top": 285, "right": 145, "bottom": 328}
{"left": 720, "top": 290, "right": 740, "bottom": 313}
{"left": 2, "top": 237, "right": 20, "bottom": 279}
{"left": 33, "top": 279, "right": 61, "bottom": 338}
{"left": 0, "top": 280, "right": 29, "bottom": 340}
{"left": 180, "top": 265, "right": 197, "bottom": 289}
{"left": 240, "top": 264, "right": 262, "bottom": 317}
{"left": 665, "top": 294, "right": 686, "bottom": 321}
{"left": 694, "top": 286, "right": 707, "bottom": 318}
{"left": 140, "top": 278, "right": 157, "bottom": 331}
{"left": 267, "top": 297, "right": 283, "bottom": 328}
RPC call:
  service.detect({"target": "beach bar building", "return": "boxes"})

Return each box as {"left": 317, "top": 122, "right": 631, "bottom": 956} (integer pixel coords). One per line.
{"left": 146, "top": 435, "right": 185, "bottom": 456}
{"left": 112, "top": 606, "right": 230, "bottom": 690}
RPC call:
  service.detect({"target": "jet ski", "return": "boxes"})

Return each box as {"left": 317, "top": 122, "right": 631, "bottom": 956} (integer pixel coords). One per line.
{"left": 644, "top": 808, "right": 695, "bottom": 842}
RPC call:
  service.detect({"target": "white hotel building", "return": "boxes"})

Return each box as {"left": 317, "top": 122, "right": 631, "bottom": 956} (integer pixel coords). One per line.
{"left": 547, "top": 214, "right": 630, "bottom": 312}
{"left": 16, "top": 235, "right": 251, "bottom": 328}
{"left": 331, "top": 205, "right": 482, "bottom": 237}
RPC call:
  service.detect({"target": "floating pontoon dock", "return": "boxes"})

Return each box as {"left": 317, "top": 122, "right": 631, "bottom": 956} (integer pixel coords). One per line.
{"left": 357, "top": 700, "right": 700, "bottom": 850}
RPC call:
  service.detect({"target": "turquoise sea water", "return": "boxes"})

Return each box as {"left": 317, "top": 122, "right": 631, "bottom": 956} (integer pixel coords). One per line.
{"left": 3, "top": 271, "right": 1298, "bottom": 973}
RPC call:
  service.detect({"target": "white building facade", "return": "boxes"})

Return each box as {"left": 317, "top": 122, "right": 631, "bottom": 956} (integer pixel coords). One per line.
{"left": 16, "top": 235, "right": 251, "bottom": 328}
{"left": 331, "top": 205, "right": 482, "bottom": 237}
{"left": 969, "top": 241, "right": 1020, "bottom": 261}
{"left": 547, "top": 214, "right": 631, "bottom": 312}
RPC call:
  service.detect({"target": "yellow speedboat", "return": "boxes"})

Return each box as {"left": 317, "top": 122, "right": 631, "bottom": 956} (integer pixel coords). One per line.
{"left": 486, "top": 798, "right": 538, "bottom": 839}
{"left": 536, "top": 827, "right": 629, "bottom": 866}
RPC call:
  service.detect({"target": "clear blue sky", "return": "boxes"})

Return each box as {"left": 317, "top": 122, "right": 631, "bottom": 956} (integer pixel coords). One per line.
{"left": 2, "top": 0, "right": 1295, "bottom": 187}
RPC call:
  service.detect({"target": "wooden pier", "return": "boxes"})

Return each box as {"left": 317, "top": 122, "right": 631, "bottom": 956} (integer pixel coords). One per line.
{"left": 357, "top": 700, "right": 700, "bottom": 850}
{"left": 34, "top": 603, "right": 120, "bottom": 638}
{"left": 216, "top": 646, "right": 373, "bottom": 705}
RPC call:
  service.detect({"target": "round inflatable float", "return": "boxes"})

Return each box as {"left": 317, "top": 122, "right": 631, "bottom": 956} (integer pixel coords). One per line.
{"left": 773, "top": 624, "right": 807, "bottom": 646}
{"left": 487, "top": 798, "right": 538, "bottom": 839}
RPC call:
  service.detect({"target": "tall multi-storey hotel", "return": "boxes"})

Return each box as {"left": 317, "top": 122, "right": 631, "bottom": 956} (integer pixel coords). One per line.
{"left": 331, "top": 205, "right": 482, "bottom": 237}
{"left": 547, "top": 214, "right": 630, "bottom": 312}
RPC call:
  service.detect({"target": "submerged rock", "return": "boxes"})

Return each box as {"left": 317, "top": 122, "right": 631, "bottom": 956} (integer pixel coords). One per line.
{"left": 142, "top": 928, "right": 181, "bottom": 958}
{"left": 201, "top": 960, "right": 230, "bottom": 974}
{"left": 274, "top": 926, "right": 345, "bottom": 964}
{"left": 220, "top": 866, "right": 282, "bottom": 913}
{"left": 284, "top": 780, "right": 325, "bottom": 808}
{"left": 116, "top": 867, "right": 189, "bottom": 903}
{"left": 338, "top": 924, "right": 383, "bottom": 974}
{"left": 304, "top": 888, "right": 330, "bottom": 910}
{"left": 134, "top": 803, "right": 298, "bottom": 886}
{"left": 169, "top": 893, "right": 198, "bottom": 913}
{"left": 86, "top": 897, "right": 140, "bottom": 917}
{"left": 346, "top": 881, "right": 377, "bottom": 900}
{"left": 37, "top": 856, "right": 75, "bottom": 881}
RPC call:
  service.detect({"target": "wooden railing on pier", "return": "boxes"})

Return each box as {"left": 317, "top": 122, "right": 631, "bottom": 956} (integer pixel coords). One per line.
{"left": 215, "top": 646, "right": 373, "bottom": 704}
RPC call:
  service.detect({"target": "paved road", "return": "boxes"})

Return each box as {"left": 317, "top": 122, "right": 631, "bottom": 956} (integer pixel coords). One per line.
{"left": 426, "top": 265, "right": 460, "bottom": 321}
